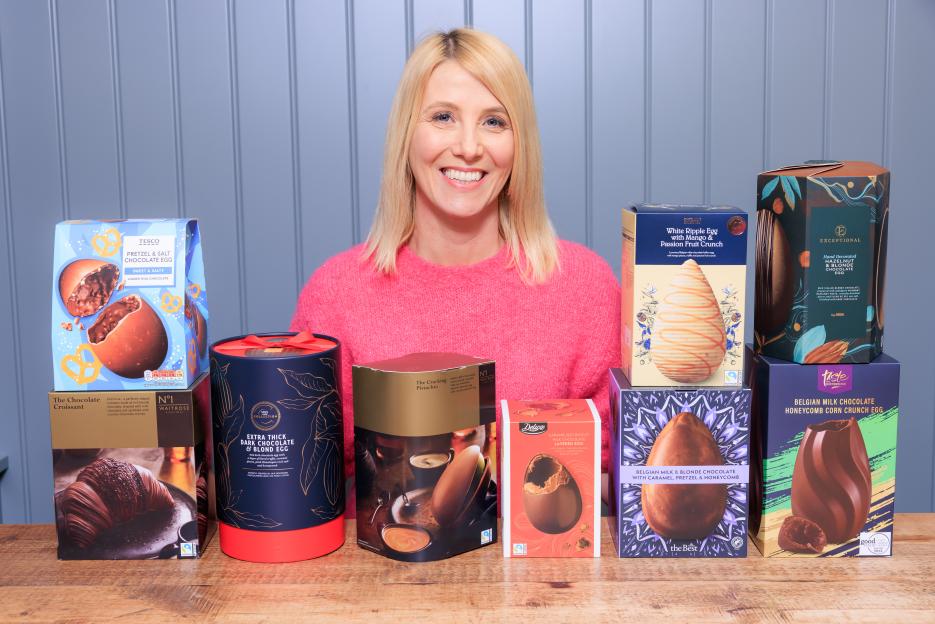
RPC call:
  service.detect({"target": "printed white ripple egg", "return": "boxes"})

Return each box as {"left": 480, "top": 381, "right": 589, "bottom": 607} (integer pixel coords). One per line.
{"left": 652, "top": 259, "right": 726, "bottom": 383}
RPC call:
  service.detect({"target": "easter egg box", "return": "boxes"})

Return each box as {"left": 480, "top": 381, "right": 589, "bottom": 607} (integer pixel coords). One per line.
{"left": 621, "top": 204, "right": 748, "bottom": 387}
{"left": 51, "top": 219, "right": 208, "bottom": 391}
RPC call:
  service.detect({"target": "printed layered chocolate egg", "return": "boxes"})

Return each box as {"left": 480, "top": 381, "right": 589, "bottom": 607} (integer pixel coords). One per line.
{"left": 522, "top": 454, "right": 582, "bottom": 534}
{"left": 58, "top": 259, "right": 120, "bottom": 318}
{"left": 755, "top": 209, "right": 794, "bottom": 335}
{"left": 642, "top": 412, "right": 727, "bottom": 539}
{"left": 652, "top": 259, "right": 726, "bottom": 383}
{"left": 791, "top": 417, "right": 871, "bottom": 543}
{"left": 88, "top": 295, "right": 168, "bottom": 378}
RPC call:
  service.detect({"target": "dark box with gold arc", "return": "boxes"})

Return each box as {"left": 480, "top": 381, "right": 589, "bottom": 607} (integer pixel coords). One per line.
{"left": 353, "top": 353, "right": 497, "bottom": 561}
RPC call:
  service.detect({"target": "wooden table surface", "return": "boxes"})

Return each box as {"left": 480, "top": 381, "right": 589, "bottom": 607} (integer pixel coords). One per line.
{"left": 1, "top": 515, "right": 933, "bottom": 623}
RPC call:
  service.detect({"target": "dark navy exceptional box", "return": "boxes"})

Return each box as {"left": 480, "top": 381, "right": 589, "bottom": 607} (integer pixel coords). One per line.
{"left": 609, "top": 368, "right": 751, "bottom": 558}
{"left": 750, "top": 348, "right": 899, "bottom": 557}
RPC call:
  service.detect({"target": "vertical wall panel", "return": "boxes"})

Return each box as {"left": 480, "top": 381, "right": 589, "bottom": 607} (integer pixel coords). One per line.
{"left": 650, "top": 0, "right": 706, "bottom": 203}
{"left": 828, "top": 0, "right": 888, "bottom": 160}
{"left": 890, "top": 0, "right": 935, "bottom": 512}
{"left": 114, "top": 0, "right": 179, "bottom": 216}
{"left": 294, "top": 0, "right": 354, "bottom": 282}
{"left": 473, "top": 0, "right": 526, "bottom": 66}
{"left": 710, "top": 0, "right": 766, "bottom": 340}
{"left": 592, "top": 0, "right": 644, "bottom": 276}
{"left": 412, "top": 0, "right": 465, "bottom": 42}
{"left": 532, "top": 0, "right": 587, "bottom": 244}
{"left": 233, "top": 0, "right": 297, "bottom": 331}
{"left": 175, "top": 0, "right": 240, "bottom": 342}
{"left": 56, "top": 0, "right": 122, "bottom": 217}
{"left": 0, "top": 0, "right": 63, "bottom": 522}
{"left": 767, "top": 0, "right": 826, "bottom": 167}
{"left": 352, "top": 0, "right": 407, "bottom": 240}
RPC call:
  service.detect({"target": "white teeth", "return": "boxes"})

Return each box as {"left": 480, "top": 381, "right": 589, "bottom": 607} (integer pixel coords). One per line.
{"left": 444, "top": 169, "right": 482, "bottom": 182}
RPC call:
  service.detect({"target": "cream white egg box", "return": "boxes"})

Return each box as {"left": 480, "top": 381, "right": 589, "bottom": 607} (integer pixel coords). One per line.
{"left": 621, "top": 204, "right": 749, "bottom": 387}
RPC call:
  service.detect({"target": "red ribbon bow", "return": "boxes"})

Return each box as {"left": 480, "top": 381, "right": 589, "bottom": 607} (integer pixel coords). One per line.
{"left": 215, "top": 331, "right": 334, "bottom": 355}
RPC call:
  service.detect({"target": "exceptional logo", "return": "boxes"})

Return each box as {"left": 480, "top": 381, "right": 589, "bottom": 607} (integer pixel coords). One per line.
{"left": 250, "top": 401, "right": 281, "bottom": 431}
{"left": 835, "top": 224, "right": 847, "bottom": 237}
{"left": 818, "top": 365, "right": 853, "bottom": 394}
{"left": 520, "top": 422, "right": 548, "bottom": 435}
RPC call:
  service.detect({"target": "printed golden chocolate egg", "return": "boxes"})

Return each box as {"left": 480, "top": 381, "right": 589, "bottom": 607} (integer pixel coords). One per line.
{"left": 651, "top": 259, "right": 726, "bottom": 383}
{"left": 58, "top": 259, "right": 120, "bottom": 318}
{"left": 431, "top": 444, "right": 484, "bottom": 527}
{"left": 522, "top": 454, "right": 582, "bottom": 534}
{"left": 642, "top": 412, "right": 727, "bottom": 539}
{"left": 755, "top": 209, "right": 794, "bottom": 335}
{"left": 88, "top": 295, "right": 168, "bottom": 378}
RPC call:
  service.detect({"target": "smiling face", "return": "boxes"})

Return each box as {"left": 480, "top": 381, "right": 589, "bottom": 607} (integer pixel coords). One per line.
{"left": 409, "top": 60, "right": 515, "bottom": 225}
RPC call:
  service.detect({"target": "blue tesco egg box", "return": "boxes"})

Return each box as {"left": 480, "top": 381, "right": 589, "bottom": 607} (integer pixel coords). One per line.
{"left": 51, "top": 219, "right": 208, "bottom": 391}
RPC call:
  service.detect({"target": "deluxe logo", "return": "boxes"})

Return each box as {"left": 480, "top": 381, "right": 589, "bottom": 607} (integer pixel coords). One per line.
{"left": 818, "top": 365, "right": 853, "bottom": 394}
{"left": 250, "top": 401, "right": 281, "bottom": 431}
{"left": 520, "top": 422, "right": 548, "bottom": 435}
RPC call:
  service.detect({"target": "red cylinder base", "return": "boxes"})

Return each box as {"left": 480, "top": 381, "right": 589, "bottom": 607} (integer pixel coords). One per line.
{"left": 218, "top": 515, "right": 345, "bottom": 562}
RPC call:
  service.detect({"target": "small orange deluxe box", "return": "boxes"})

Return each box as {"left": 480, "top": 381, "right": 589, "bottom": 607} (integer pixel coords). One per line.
{"left": 502, "top": 399, "right": 601, "bottom": 558}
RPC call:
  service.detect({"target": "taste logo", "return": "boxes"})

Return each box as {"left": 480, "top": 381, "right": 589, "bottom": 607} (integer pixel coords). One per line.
{"left": 818, "top": 365, "right": 852, "bottom": 394}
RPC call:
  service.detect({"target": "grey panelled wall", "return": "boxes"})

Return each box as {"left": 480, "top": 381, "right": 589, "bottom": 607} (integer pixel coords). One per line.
{"left": 0, "top": 0, "right": 932, "bottom": 522}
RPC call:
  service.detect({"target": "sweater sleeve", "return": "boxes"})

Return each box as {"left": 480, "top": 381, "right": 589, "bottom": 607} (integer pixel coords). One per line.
{"left": 565, "top": 249, "right": 621, "bottom": 473}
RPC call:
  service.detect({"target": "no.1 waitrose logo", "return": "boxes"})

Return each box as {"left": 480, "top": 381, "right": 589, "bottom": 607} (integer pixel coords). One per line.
{"left": 818, "top": 365, "right": 852, "bottom": 394}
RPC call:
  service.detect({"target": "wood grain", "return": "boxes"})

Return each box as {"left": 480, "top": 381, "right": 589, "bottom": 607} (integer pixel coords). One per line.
{"left": 0, "top": 515, "right": 933, "bottom": 623}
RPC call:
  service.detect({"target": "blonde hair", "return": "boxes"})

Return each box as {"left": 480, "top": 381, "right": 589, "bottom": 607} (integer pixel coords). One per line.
{"left": 364, "top": 28, "right": 559, "bottom": 283}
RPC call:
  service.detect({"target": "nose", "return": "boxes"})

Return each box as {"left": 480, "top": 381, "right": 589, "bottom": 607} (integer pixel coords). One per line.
{"left": 452, "top": 124, "right": 483, "bottom": 161}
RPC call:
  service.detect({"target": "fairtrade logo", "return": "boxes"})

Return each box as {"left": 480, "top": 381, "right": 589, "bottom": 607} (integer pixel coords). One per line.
{"left": 161, "top": 292, "right": 183, "bottom": 314}
{"left": 61, "top": 344, "right": 102, "bottom": 385}
{"left": 520, "top": 422, "right": 548, "bottom": 435}
{"left": 91, "top": 228, "right": 122, "bottom": 257}
{"left": 250, "top": 402, "right": 281, "bottom": 431}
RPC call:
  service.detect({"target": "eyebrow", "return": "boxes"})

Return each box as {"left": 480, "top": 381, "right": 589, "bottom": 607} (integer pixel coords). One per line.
{"left": 422, "top": 101, "right": 509, "bottom": 116}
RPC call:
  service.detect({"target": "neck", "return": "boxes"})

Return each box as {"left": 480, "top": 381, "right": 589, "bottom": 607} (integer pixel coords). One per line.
{"left": 409, "top": 192, "right": 502, "bottom": 266}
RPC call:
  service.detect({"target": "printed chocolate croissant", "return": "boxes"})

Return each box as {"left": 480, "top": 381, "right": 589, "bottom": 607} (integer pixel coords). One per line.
{"left": 61, "top": 457, "right": 174, "bottom": 547}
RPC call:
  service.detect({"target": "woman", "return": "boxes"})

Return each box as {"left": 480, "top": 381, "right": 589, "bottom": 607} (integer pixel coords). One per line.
{"left": 291, "top": 29, "right": 620, "bottom": 506}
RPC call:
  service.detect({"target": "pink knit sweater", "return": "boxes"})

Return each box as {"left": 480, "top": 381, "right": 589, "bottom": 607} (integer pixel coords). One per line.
{"left": 290, "top": 240, "right": 621, "bottom": 488}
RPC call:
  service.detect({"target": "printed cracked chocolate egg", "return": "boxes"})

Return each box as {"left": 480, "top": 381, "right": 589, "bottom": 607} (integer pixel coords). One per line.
{"left": 522, "top": 453, "right": 582, "bottom": 534}
{"left": 642, "top": 412, "right": 727, "bottom": 539}
{"left": 185, "top": 294, "right": 208, "bottom": 358}
{"left": 755, "top": 209, "right": 794, "bottom": 335}
{"left": 791, "top": 417, "right": 871, "bottom": 543}
{"left": 58, "top": 259, "right": 120, "bottom": 318}
{"left": 88, "top": 294, "right": 168, "bottom": 378}
{"left": 652, "top": 259, "right": 726, "bottom": 383}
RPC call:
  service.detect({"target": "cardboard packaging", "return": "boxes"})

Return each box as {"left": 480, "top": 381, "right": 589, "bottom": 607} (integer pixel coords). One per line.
{"left": 754, "top": 161, "right": 890, "bottom": 363}
{"left": 210, "top": 332, "right": 346, "bottom": 562}
{"left": 502, "top": 399, "right": 601, "bottom": 558}
{"left": 353, "top": 353, "right": 497, "bottom": 561}
{"left": 609, "top": 368, "right": 751, "bottom": 557}
{"left": 52, "top": 219, "right": 208, "bottom": 391}
{"left": 622, "top": 204, "right": 748, "bottom": 387}
{"left": 49, "top": 373, "right": 214, "bottom": 559}
{"left": 749, "top": 348, "right": 899, "bottom": 557}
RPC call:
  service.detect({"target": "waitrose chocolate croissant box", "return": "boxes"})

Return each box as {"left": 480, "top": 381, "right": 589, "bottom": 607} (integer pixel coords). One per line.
{"left": 51, "top": 219, "right": 208, "bottom": 391}
{"left": 622, "top": 204, "right": 748, "bottom": 387}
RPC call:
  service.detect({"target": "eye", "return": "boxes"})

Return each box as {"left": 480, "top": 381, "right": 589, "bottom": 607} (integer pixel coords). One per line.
{"left": 430, "top": 111, "right": 453, "bottom": 123}
{"left": 483, "top": 116, "right": 509, "bottom": 130}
